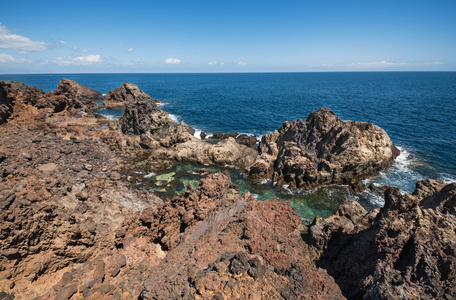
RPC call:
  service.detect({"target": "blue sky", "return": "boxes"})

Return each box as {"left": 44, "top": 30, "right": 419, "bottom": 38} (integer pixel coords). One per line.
{"left": 0, "top": 0, "right": 455, "bottom": 73}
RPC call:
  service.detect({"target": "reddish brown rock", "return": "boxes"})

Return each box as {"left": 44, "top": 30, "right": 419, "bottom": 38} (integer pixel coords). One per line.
{"left": 55, "top": 78, "right": 102, "bottom": 102}
{"left": 103, "top": 82, "right": 159, "bottom": 109}
{"left": 0, "top": 81, "right": 45, "bottom": 124}
{"left": 114, "top": 172, "right": 344, "bottom": 299}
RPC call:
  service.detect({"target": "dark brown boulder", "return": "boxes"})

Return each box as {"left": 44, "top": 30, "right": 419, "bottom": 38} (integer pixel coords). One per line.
{"left": 259, "top": 107, "right": 399, "bottom": 189}
{"left": 0, "top": 81, "right": 45, "bottom": 124}
{"left": 56, "top": 78, "right": 102, "bottom": 101}
{"left": 103, "top": 82, "right": 159, "bottom": 109}
{"left": 35, "top": 78, "right": 102, "bottom": 114}
{"left": 119, "top": 98, "right": 194, "bottom": 139}
{"left": 306, "top": 180, "right": 456, "bottom": 299}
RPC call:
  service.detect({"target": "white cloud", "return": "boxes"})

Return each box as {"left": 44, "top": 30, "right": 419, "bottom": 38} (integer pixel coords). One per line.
{"left": 209, "top": 61, "right": 224, "bottom": 66}
{"left": 128, "top": 48, "right": 134, "bottom": 52}
{"left": 165, "top": 57, "right": 181, "bottom": 65}
{"left": 0, "top": 24, "right": 46, "bottom": 51}
{"left": 0, "top": 53, "right": 31, "bottom": 63}
{"left": 60, "top": 40, "right": 67, "bottom": 45}
{"left": 317, "top": 60, "right": 444, "bottom": 69}
{"left": 51, "top": 54, "right": 102, "bottom": 65}
{"left": 238, "top": 61, "right": 247, "bottom": 66}
{"left": 423, "top": 61, "right": 444, "bottom": 66}
{"left": 74, "top": 54, "right": 101, "bottom": 64}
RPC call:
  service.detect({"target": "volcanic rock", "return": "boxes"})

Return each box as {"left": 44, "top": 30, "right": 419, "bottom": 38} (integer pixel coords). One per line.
{"left": 0, "top": 81, "right": 45, "bottom": 124}
{"left": 103, "top": 82, "right": 159, "bottom": 109}
{"left": 117, "top": 172, "right": 344, "bottom": 299}
{"left": 55, "top": 78, "right": 102, "bottom": 102}
{"left": 258, "top": 107, "right": 400, "bottom": 189}
{"left": 209, "top": 132, "right": 259, "bottom": 147}
{"left": 119, "top": 98, "right": 194, "bottom": 138}
{"left": 306, "top": 180, "right": 456, "bottom": 299}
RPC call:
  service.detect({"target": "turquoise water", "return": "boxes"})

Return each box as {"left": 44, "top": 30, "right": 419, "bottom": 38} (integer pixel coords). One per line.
{"left": 131, "top": 162, "right": 378, "bottom": 222}
{"left": 2, "top": 72, "right": 455, "bottom": 220}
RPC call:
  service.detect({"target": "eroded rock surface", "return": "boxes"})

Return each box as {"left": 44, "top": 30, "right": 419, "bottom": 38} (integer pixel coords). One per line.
{"left": 115, "top": 172, "right": 343, "bottom": 299}
{"left": 306, "top": 180, "right": 456, "bottom": 299}
{"left": 103, "top": 82, "right": 159, "bottom": 109}
{"left": 119, "top": 98, "right": 194, "bottom": 138}
{"left": 0, "top": 81, "right": 45, "bottom": 124}
{"left": 258, "top": 107, "right": 400, "bottom": 189}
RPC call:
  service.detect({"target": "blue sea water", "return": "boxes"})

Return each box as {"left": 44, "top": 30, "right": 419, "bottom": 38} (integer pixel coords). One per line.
{"left": 2, "top": 72, "right": 455, "bottom": 219}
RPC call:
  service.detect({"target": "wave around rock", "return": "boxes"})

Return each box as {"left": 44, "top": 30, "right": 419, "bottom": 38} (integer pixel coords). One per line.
{"left": 256, "top": 107, "right": 400, "bottom": 189}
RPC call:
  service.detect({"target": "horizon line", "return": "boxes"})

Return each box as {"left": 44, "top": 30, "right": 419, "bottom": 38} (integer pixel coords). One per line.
{"left": 1, "top": 70, "right": 455, "bottom": 76}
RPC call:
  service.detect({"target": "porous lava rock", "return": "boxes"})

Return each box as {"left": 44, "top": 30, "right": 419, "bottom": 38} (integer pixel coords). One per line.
{"left": 258, "top": 107, "right": 400, "bottom": 189}
{"left": 55, "top": 78, "right": 102, "bottom": 102}
{"left": 119, "top": 98, "right": 195, "bottom": 138}
{"left": 115, "top": 172, "right": 343, "bottom": 299}
{"left": 305, "top": 179, "right": 456, "bottom": 299}
{"left": 0, "top": 81, "right": 45, "bottom": 124}
{"left": 103, "top": 82, "right": 159, "bottom": 109}
{"left": 34, "top": 78, "right": 102, "bottom": 116}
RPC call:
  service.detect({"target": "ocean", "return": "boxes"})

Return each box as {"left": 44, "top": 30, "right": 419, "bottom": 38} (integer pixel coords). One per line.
{"left": 2, "top": 72, "right": 455, "bottom": 221}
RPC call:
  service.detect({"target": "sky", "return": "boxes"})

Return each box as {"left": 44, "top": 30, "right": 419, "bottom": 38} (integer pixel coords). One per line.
{"left": 0, "top": 0, "right": 455, "bottom": 73}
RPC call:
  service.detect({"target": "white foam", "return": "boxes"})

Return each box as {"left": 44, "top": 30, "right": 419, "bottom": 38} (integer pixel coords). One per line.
{"left": 102, "top": 93, "right": 106, "bottom": 97}
{"left": 144, "top": 172, "right": 155, "bottom": 178}
{"left": 169, "top": 114, "right": 180, "bottom": 123}
{"left": 440, "top": 173, "right": 456, "bottom": 184}
{"left": 194, "top": 129, "right": 202, "bottom": 139}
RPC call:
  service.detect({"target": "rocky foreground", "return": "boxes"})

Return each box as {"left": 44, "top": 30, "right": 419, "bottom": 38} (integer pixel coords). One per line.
{"left": 0, "top": 79, "right": 455, "bottom": 299}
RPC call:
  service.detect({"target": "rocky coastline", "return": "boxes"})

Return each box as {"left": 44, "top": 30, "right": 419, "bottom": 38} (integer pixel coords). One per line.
{"left": 0, "top": 79, "right": 454, "bottom": 299}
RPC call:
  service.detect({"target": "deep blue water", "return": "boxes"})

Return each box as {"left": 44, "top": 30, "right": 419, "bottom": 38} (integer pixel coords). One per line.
{"left": 1, "top": 72, "right": 455, "bottom": 218}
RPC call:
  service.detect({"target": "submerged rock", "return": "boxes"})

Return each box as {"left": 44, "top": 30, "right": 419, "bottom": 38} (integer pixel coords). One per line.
{"left": 258, "top": 107, "right": 400, "bottom": 189}
{"left": 103, "top": 82, "right": 159, "bottom": 109}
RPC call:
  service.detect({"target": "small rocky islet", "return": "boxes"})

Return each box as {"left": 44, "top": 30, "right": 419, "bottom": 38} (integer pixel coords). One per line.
{"left": 0, "top": 78, "right": 454, "bottom": 299}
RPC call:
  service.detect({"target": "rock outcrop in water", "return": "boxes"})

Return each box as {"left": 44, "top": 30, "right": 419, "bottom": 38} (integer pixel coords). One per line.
{"left": 103, "top": 82, "right": 159, "bottom": 109}
{"left": 256, "top": 107, "right": 400, "bottom": 189}
{"left": 108, "top": 97, "right": 258, "bottom": 173}
{"left": 119, "top": 98, "right": 194, "bottom": 138}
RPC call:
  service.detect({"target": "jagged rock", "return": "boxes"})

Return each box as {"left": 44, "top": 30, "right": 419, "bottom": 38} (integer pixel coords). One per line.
{"left": 34, "top": 78, "right": 101, "bottom": 115}
{"left": 258, "top": 107, "right": 400, "bottom": 189}
{"left": 209, "top": 132, "right": 259, "bottom": 147}
{"left": 0, "top": 81, "right": 45, "bottom": 124}
{"left": 209, "top": 131, "right": 239, "bottom": 140}
{"left": 55, "top": 78, "right": 102, "bottom": 102}
{"left": 125, "top": 172, "right": 343, "bottom": 299}
{"left": 103, "top": 82, "right": 159, "bottom": 109}
{"left": 306, "top": 180, "right": 456, "bottom": 299}
{"left": 348, "top": 180, "right": 366, "bottom": 193}
{"left": 119, "top": 98, "right": 194, "bottom": 138}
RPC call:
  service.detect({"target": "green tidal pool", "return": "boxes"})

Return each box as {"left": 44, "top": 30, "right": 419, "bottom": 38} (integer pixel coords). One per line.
{"left": 135, "top": 163, "right": 382, "bottom": 223}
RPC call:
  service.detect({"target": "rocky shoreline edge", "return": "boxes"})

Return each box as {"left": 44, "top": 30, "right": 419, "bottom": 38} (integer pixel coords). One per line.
{"left": 0, "top": 79, "right": 454, "bottom": 299}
